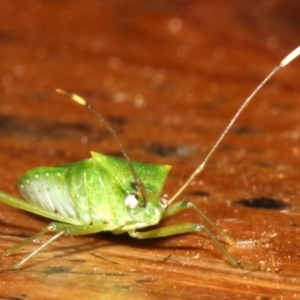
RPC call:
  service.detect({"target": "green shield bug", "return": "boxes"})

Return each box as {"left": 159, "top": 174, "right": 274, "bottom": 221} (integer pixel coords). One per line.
{"left": 0, "top": 47, "right": 300, "bottom": 270}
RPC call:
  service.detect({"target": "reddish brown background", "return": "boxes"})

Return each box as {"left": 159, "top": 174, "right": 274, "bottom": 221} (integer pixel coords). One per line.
{"left": 0, "top": 1, "right": 300, "bottom": 299}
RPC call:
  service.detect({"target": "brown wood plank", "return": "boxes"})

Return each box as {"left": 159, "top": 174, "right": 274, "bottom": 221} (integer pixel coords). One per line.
{"left": 0, "top": 1, "right": 300, "bottom": 299}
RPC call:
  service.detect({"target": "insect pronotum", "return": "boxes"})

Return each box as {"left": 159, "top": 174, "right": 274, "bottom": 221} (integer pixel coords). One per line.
{"left": 0, "top": 47, "right": 300, "bottom": 270}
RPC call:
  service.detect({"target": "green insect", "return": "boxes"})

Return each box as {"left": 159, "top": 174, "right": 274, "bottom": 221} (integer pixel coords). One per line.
{"left": 0, "top": 47, "right": 299, "bottom": 270}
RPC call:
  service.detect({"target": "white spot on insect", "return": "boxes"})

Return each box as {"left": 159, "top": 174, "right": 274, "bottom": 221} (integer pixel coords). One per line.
{"left": 160, "top": 195, "right": 168, "bottom": 208}
{"left": 125, "top": 194, "right": 139, "bottom": 209}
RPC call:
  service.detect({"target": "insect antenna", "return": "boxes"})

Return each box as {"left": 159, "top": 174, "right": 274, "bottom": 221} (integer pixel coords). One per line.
{"left": 56, "top": 88, "right": 148, "bottom": 207}
{"left": 168, "top": 46, "right": 300, "bottom": 205}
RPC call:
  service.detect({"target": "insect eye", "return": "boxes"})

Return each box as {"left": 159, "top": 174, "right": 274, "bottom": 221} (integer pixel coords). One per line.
{"left": 124, "top": 193, "right": 140, "bottom": 209}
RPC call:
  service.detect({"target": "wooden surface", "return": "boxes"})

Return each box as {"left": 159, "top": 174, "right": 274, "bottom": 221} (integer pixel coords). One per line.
{"left": 1, "top": 1, "right": 300, "bottom": 299}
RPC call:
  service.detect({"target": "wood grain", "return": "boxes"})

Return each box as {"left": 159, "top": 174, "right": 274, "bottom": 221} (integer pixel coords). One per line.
{"left": 0, "top": 1, "right": 300, "bottom": 299}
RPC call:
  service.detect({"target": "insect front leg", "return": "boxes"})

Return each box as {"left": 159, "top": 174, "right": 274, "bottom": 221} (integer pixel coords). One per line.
{"left": 129, "top": 200, "right": 264, "bottom": 271}
{"left": 161, "top": 200, "right": 234, "bottom": 245}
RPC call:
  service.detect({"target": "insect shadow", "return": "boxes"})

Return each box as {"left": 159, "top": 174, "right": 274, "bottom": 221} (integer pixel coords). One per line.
{"left": 235, "top": 197, "right": 290, "bottom": 210}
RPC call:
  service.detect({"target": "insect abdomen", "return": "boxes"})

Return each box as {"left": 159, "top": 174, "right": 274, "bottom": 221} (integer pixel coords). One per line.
{"left": 17, "top": 167, "right": 78, "bottom": 220}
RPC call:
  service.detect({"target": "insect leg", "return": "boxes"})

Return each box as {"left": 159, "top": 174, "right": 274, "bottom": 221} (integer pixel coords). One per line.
{"left": 163, "top": 201, "right": 270, "bottom": 248}
{"left": 5, "top": 226, "right": 58, "bottom": 256}
{"left": 9, "top": 231, "right": 64, "bottom": 269}
{"left": 129, "top": 200, "right": 266, "bottom": 270}
{"left": 6, "top": 222, "right": 111, "bottom": 269}
{"left": 161, "top": 200, "right": 234, "bottom": 244}
{"left": 129, "top": 221, "right": 245, "bottom": 269}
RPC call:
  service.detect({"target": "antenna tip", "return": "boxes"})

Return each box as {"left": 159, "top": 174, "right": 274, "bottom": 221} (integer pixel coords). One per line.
{"left": 56, "top": 88, "right": 87, "bottom": 106}
{"left": 280, "top": 46, "right": 300, "bottom": 67}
